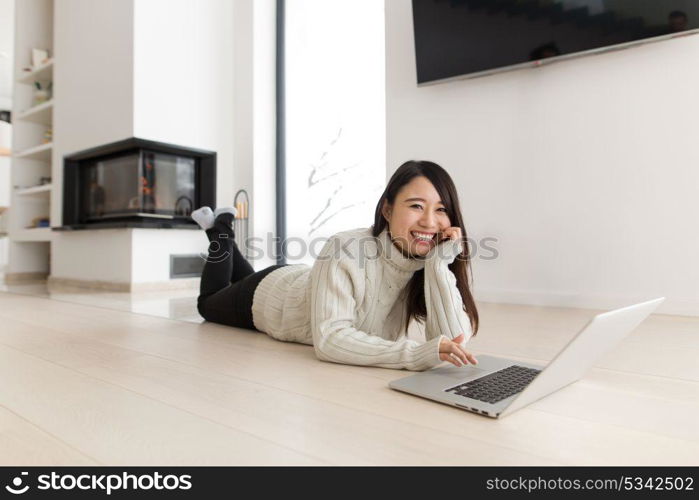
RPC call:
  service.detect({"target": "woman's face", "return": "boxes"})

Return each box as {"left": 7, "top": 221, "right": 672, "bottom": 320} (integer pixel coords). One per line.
{"left": 382, "top": 176, "right": 452, "bottom": 258}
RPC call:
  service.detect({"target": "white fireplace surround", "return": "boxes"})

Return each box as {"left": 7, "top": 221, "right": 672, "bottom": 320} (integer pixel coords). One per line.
{"left": 49, "top": 228, "right": 210, "bottom": 291}
{"left": 21, "top": 0, "right": 279, "bottom": 290}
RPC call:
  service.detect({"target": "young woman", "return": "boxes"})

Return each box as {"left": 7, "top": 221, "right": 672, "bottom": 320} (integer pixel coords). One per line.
{"left": 194, "top": 160, "right": 479, "bottom": 371}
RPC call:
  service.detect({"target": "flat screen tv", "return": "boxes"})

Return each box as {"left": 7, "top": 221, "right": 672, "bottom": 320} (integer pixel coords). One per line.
{"left": 413, "top": 0, "right": 699, "bottom": 84}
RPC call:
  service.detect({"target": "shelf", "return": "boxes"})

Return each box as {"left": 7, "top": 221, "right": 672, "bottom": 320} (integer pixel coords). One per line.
{"left": 10, "top": 227, "right": 52, "bottom": 242}
{"left": 17, "top": 59, "right": 54, "bottom": 84}
{"left": 14, "top": 142, "right": 52, "bottom": 162}
{"left": 15, "top": 183, "right": 52, "bottom": 196}
{"left": 9, "top": 0, "right": 56, "bottom": 278}
{"left": 16, "top": 100, "right": 53, "bottom": 124}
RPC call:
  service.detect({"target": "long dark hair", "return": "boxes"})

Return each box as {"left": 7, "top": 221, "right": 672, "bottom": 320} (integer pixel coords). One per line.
{"left": 372, "top": 160, "right": 479, "bottom": 336}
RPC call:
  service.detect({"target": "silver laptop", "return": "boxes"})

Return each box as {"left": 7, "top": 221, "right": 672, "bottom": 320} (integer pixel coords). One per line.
{"left": 389, "top": 297, "right": 665, "bottom": 419}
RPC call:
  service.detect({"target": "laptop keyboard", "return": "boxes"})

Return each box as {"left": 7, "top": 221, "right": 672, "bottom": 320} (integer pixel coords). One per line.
{"left": 444, "top": 365, "right": 542, "bottom": 404}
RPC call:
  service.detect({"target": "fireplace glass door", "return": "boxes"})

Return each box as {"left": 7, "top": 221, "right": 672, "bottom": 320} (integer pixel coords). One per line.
{"left": 80, "top": 150, "right": 196, "bottom": 222}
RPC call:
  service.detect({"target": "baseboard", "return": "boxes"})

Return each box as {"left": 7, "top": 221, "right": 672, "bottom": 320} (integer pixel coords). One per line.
{"left": 474, "top": 288, "right": 699, "bottom": 317}
{"left": 4, "top": 271, "right": 49, "bottom": 284}
{"left": 47, "top": 276, "right": 131, "bottom": 291}
{"left": 47, "top": 276, "right": 200, "bottom": 292}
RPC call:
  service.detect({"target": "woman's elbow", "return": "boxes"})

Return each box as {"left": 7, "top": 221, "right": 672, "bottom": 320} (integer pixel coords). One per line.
{"left": 311, "top": 333, "right": 334, "bottom": 363}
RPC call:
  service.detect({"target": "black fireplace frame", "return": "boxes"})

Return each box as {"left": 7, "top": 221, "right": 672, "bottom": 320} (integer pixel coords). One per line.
{"left": 57, "top": 137, "right": 216, "bottom": 231}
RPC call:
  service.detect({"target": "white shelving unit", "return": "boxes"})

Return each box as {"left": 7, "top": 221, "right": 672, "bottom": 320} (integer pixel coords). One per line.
{"left": 0, "top": 123, "right": 10, "bottom": 279}
{"left": 17, "top": 58, "right": 54, "bottom": 85}
{"left": 12, "top": 227, "right": 52, "bottom": 242}
{"left": 15, "top": 183, "right": 52, "bottom": 196}
{"left": 6, "top": 0, "right": 55, "bottom": 283}
{"left": 14, "top": 141, "right": 52, "bottom": 161}
{"left": 15, "top": 99, "right": 53, "bottom": 124}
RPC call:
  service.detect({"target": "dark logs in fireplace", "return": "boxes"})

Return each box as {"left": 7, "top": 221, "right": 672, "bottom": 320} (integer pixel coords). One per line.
{"left": 58, "top": 138, "right": 216, "bottom": 230}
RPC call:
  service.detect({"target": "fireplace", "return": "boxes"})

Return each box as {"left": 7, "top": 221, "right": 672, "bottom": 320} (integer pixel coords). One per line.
{"left": 58, "top": 138, "right": 216, "bottom": 230}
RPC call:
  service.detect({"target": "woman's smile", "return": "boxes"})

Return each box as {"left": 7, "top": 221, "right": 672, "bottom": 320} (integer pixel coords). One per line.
{"left": 410, "top": 230, "right": 438, "bottom": 247}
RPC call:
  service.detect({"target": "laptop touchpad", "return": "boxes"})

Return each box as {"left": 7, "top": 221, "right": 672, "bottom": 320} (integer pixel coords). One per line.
{"left": 439, "top": 366, "right": 489, "bottom": 380}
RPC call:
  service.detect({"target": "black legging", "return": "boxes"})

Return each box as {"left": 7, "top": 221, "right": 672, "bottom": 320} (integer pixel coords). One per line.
{"left": 197, "top": 212, "right": 287, "bottom": 330}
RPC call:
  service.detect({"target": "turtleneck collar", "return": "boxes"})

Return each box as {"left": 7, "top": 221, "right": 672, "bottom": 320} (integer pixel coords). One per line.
{"left": 376, "top": 227, "right": 426, "bottom": 274}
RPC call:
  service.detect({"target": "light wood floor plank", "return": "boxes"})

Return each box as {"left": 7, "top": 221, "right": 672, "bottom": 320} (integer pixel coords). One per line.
{"left": 0, "top": 313, "right": 560, "bottom": 465}
{"left": 0, "top": 343, "right": 324, "bottom": 465}
{"left": 0, "top": 405, "right": 98, "bottom": 465}
{"left": 1, "top": 292, "right": 696, "bottom": 465}
{"left": 4, "top": 291, "right": 696, "bottom": 382}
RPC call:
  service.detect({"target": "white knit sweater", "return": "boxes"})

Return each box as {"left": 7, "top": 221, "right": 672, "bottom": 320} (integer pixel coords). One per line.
{"left": 251, "top": 226, "right": 474, "bottom": 371}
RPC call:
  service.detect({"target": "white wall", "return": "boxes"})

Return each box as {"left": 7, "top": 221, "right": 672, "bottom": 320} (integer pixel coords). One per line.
{"left": 51, "top": 0, "right": 136, "bottom": 282}
{"left": 0, "top": 0, "right": 14, "bottom": 110}
{"left": 52, "top": 0, "right": 135, "bottom": 227}
{"left": 231, "top": 0, "right": 253, "bottom": 208}
{"left": 132, "top": 0, "right": 276, "bottom": 272}
{"left": 251, "top": 0, "right": 277, "bottom": 270}
{"left": 0, "top": 120, "right": 9, "bottom": 269}
{"left": 133, "top": 0, "right": 236, "bottom": 208}
{"left": 230, "top": 0, "right": 278, "bottom": 270}
{"left": 0, "top": 0, "right": 10, "bottom": 273}
{"left": 0, "top": 121, "right": 10, "bottom": 273}
{"left": 386, "top": 0, "right": 699, "bottom": 316}
{"left": 0, "top": 122, "right": 10, "bottom": 206}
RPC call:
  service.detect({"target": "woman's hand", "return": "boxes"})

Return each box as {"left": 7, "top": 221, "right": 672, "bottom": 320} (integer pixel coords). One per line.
{"left": 439, "top": 334, "right": 478, "bottom": 367}
{"left": 428, "top": 226, "right": 464, "bottom": 263}
{"left": 438, "top": 226, "right": 462, "bottom": 243}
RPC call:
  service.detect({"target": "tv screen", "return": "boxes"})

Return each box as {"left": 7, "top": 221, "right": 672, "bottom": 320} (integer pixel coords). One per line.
{"left": 413, "top": 0, "right": 698, "bottom": 83}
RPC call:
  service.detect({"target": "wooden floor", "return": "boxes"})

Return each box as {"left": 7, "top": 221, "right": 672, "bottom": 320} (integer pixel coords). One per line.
{"left": 0, "top": 290, "right": 697, "bottom": 466}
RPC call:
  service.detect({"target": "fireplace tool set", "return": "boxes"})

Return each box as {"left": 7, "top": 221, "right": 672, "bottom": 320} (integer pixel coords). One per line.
{"left": 233, "top": 189, "right": 250, "bottom": 259}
